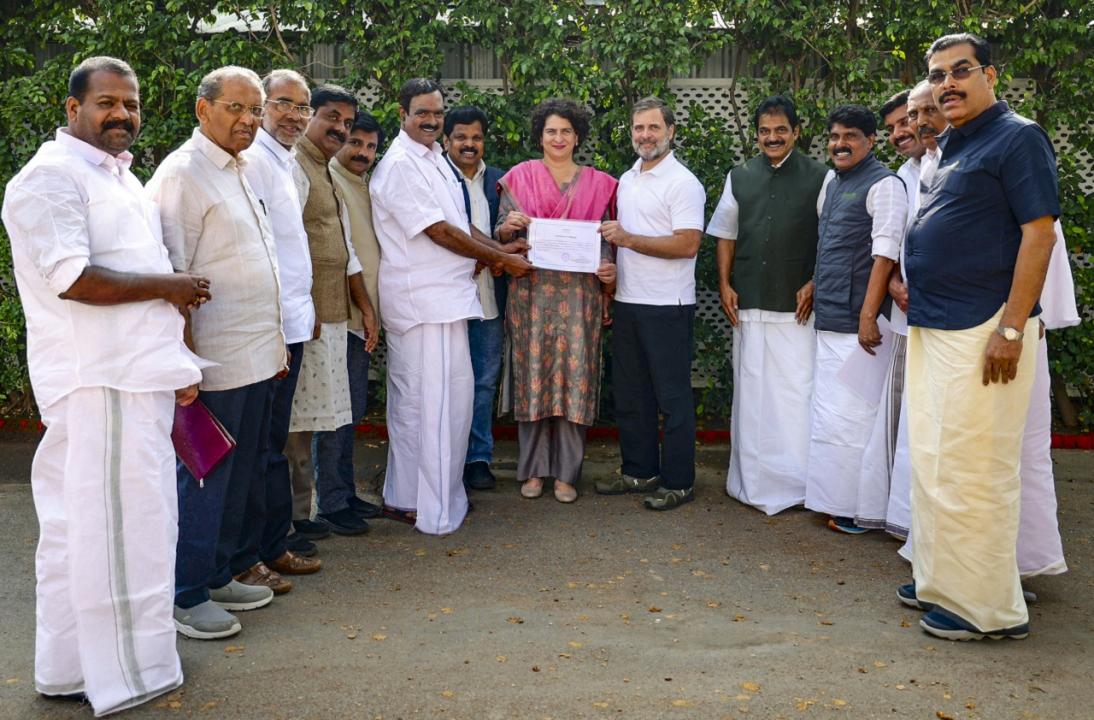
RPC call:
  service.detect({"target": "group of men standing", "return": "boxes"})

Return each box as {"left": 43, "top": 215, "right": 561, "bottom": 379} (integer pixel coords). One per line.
{"left": 2, "top": 29, "right": 1075, "bottom": 717}
{"left": 710, "top": 32, "right": 1074, "bottom": 642}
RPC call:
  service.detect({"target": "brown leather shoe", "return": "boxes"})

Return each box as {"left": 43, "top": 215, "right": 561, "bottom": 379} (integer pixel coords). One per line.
{"left": 267, "top": 550, "right": 322, "bottom": 576}
{"left": 234, "top": 562, "right": 293, "bottom": 595}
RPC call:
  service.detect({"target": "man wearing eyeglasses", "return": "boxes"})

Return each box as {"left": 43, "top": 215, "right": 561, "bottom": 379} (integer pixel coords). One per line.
{"left": 238, "top": 69, "right": 323, "bottom": 589}
{"left": 147, "top": 65, "right": 287, "bottom": 640}
{"left": 284, "top": 84, "right": 380, "bottom": 539}
{"left": 901, "top": 33, "right": 1059, "bottom": 641}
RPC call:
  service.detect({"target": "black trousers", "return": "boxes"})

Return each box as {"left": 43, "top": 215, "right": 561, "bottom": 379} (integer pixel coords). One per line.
{"left": 611, "top": 301, "right": 696, "bottom": 490}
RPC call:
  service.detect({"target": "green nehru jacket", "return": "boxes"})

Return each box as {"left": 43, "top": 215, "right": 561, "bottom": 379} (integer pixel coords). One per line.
{"left": 729, "top": 151, "right": 827, "bottom": 312}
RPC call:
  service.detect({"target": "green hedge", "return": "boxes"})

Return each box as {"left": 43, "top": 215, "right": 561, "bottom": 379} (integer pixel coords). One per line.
{"left": 2, "top": 1, "right": 1091, "bottom": 425}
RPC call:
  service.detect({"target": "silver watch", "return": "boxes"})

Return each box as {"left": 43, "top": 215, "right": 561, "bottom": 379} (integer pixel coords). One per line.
{"left": 995, "top": 325, "right": 1024, "bottom": 341}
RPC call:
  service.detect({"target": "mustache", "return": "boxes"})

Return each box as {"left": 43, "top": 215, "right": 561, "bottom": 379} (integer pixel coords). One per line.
{"left": 102, "top": 118, "right": 135, "bottom": 134}
{"left": 326, "top": 129, "right": 346, "bottom": 143}
{"left": 939, "top": 90, "right": 966, "bottom": 104}
{"left": 918, "top": 125, "right": 937, "bottom": 137}
{"left": 420, "top": 124, "right": 439, "bottom": 132}
{"left": 764, "top": 139, "right": 785, "bottom": 146}
{"left": 350, "top": 155, "right": 370, "bottom": 164}
{"left": 832, "top": 146, "right": 852, "bottom": 155}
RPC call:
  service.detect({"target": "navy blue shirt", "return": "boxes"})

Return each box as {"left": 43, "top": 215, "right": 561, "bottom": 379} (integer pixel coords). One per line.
{"left": 905, "top": 101, "right": 1059, "bottom": 330}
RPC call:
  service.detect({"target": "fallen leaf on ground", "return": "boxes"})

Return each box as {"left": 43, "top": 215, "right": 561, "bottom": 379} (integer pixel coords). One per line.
{"left": 224, "top": 646, "right": 245, "bottom": 653}
{"left": 532, "top": 665, "right": 540, "bottom": 672}
{"left": 441, "top": 607, "right": 454, "bottom": 614}
{"left": 831, "top": 699, "right": 847, "bottom": 706}
{"left": 558, "top": 653, "right": 571, "bottom": 659}
{"left": 672, "top": 699, "right": 693, "bottom": 707}
{"left": 707, "top": 601, "right": 721, "bottom": 608}
{"left": 795, "top": 698, "right": 817, "bottom": 710}
{"left": 447, "top": 548, "right": 469, "bottom": 557}
{"left": 414, "top": 549, "right": 426, "bottom": 556}
{"left": 372, "top": 634, "right": 387, "bottom": 641}
{"left": 819, "top": 620, "right": 834, "bottom": 626}
{"left": 900, "top": 617, "right": 911, "bottom": 628}
{"left": 5, "top": 678, "right": 19, "bottom": 685}
{"left": 199, "top": 700, "right": 219, "bottom": 711}
{"left": 568, "top": 641, "right": 584, "bottom": 648}
{"left": 874, "top": 660, "right": 887, "bottom": 668}
{"left": 593, "top": 701, "right": 610, "bottom": 709}
{"left": 648, "top": 606, "right": 662, "bottom": 613}
{"left": 496, "top": 655, "right": 507, "bottom": 663}
{"left": 507, "top": 616, "right": 524, "bottom": 624}
{"left": 441, "top": 690, "right": 455, "bottom": 698}
{"left": 733, "top": 614, "right": 746, "bottom": 622}
{"left": 741, "top": 682, "right": 761, "bottom": 693}
{"left": 346, "top": 631, "right": 358, "bottom": 640}
{"left": 936, "top": 712, "right": 954, "bottom": 720}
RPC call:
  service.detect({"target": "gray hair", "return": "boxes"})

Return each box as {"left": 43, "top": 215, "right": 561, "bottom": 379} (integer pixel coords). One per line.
{"left": 631, "top": 96, "right": 675, "bottom": 127}
{"left": 197, "top": 66, "right": 262, "bottom": 102}
{"left": 263, "top": 68, "right": 308, "bottom": 95}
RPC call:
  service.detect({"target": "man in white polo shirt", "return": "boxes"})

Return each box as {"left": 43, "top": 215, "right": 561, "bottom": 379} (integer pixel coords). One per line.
{"left": 369, "top": 78, "right": 532, "bottom": 535}
{"left": 597, "top": 96, "right": 706, "bottom": 511}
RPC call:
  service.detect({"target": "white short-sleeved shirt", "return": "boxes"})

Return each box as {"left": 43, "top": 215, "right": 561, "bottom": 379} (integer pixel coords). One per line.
{"left": 369, "top": 130, "right": 482, "bottom": 336}
{"left": 615, "top": 152, "right": 706, "bottom": 305}
{"left": 1, "top": 129, "right": 202, "bottom": 410}
{"left": 817, "top": 169, "right": 906, "bottom": 263}
{"left": 147, "top": 128, "right": 286, "bottom": 391}
{"left": 242, "top": 128, "right": 316, "bottom": 344}
{"left": 705, "top": 149, "right": 802, "bottom": 241}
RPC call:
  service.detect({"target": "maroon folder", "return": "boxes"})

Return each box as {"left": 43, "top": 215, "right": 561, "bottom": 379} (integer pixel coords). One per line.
{"left": 172, "top": 400, "right": 236, "bottom": 485}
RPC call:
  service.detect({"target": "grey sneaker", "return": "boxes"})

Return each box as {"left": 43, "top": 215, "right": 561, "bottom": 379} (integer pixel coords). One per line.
{"left": 209, "top": 579, "right": 274, "bottom": 611}
{"left": 595, "top": 473, "right": 660, "bottom": 495}
{"left": 643, "top": 487, "right": 694, "bottom": 511}
{"left": 174, "top": 601, "right": 242, "bottom": 640}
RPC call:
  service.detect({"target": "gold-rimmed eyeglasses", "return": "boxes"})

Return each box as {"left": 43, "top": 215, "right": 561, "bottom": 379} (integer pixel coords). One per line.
{"left": 265, "top": 99, "right": 314, "bottom": 118}
{"left": 209, "top": 99, "right": 266, "bottom": 118}
{"left": 926, "top": 64, "right": 988, "bottom": 86}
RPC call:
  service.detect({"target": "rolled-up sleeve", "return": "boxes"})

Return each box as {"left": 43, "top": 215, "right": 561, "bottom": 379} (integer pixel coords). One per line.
{"left": 866, "top": 175, "right": 907, "bottom": 261}
{"left": 3, "top": 167, "right": 91, "bottom": 294}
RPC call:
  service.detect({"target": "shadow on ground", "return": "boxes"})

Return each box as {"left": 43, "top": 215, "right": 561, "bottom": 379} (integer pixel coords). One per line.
{"left": 0, "top": 435, "right": 1091, "bottom": 719}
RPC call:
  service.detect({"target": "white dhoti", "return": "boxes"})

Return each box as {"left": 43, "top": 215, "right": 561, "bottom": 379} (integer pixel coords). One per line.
{"left": 727, "top": 311, "right": 815, "bottom": 515}
{"left": 383, "top": 321, "right": 472, "bottom": 535}
{"left": 855, "top": 333, "right": 907, "bottom": 529}
{"left": 34, "top": 387, "right": 182, "bottom": 716}
{"left": 908, "top": 308, "right": 1039, "bottom": 631}
{"left": 804, "top": 330, "right": 891, "bottom": 517}
{"left": 1017, "top": 335, "right": 1067, "bottom": 577}
{"left": 884, "top": 379, "right": 912, "bottom": 539}
{"left": 289, "top": 321, "right": 352, "bottom": 432}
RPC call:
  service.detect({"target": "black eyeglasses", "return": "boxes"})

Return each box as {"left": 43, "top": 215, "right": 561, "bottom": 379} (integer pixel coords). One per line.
{"left": 926, "top": 64, "right": 987, "bottom": 85}
{"left": 266, "top": 99, "right": 314, "bottom": 118}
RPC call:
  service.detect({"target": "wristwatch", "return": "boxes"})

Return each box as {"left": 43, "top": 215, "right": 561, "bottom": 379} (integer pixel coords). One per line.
{"left": 995, "top": 325, "right": 1024, "bottom": 341}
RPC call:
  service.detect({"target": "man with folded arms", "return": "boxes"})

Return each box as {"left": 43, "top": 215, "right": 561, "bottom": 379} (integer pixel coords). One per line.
{"left": 900, "top": 34, "right": 1060, "bottom": 640}
{"left": 3, "top": 55, "right": 209, "bottom": 715}
{"left": 147, "top": 65, "right": 287, "bottom": 639}
{"left": 240, "top": 68, "right": 325, "bottom": 572}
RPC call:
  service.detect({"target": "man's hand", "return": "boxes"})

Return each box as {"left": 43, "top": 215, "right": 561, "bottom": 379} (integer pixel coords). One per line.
{"left": 499, "top": 211, "right": 531, "bottom": 241}
{"left": 795, "top": 280, "right": 814, "bottom": 325}
{"left": 719, "top": 283, "right": 739, "bottom": 326}
{"left": 982, "top": 332, "right": 1023, "bottom": 385}
{"left": 312, "top": 318, "right": 321, "bottom": 341}
{"left": 498, "top": 238, "right": 530, "bottom": 256}
{"left": 274, "top": 348, "right": 292, "bottom": 380}
{"left": 163, "top": 273, "right": 211, "bottom": 310}
{"left": 362, "top": 303, "right": 380, "bottom": 353}
{"left": 596, "top": 260, "right": 616, "bottom": 286}
{"left": 175, "top": 383, "right": 199, "bottom": 406}
{"left": 598, "top": 220, "right": 632, "bottom": 249}
{"left": 498, "top": 253, "right": 534, "bottom": 278}
{"left": 858, "top": 314, "right": 883, "bottom": 355}
{"left": 889, "top": 276, "right": 909, "bottom": 313}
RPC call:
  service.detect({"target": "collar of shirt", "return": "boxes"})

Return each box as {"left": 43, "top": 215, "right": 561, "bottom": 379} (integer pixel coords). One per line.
{"left": 443, "top": 153, "right": 486, "bottom": 183}
{"left": 770, "top": 147, "right": 795, "bottom": 170}
{"left": 330, "top": 156, "right": 367, "bottom": 187}
{"left": 627, "top": 149, "right": 678, "bottom": 178}
{"left": 254, "top": 126, "right": 296, "bottom": 169}
{"left": 953, "top": 100, "right": 1009, "bottom": 139}
{"left": 396, "top": 129, "right": 444, "bottom": 164}
{"left": 296, "top": 134, "right": 329, "bottom": 166}
{"left": 55, "top": 126, "right": 133, "bottom": 175}
{"left": 190, "top": 127, "right": 245, "bottom": 171}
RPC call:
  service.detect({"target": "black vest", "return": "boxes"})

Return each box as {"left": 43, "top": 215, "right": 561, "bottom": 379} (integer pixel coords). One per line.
{"left": 729, "top": 151, "right": 828, "bottom": 312}
{"left": 814, "top": 154, "right": 897, "bottom": 333}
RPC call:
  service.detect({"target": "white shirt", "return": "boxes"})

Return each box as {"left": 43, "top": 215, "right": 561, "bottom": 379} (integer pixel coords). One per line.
{"left": 615, "top": 152, "right": 706, "bottom": 305}
{"left": 445, "top": 155, "right": 498, "bottom": 320}
{"left": 369, "top": 130, "right": 482, "bottom": 336}
{"left": 147, "top": 128, "right": 286, "bottom": 391}
{"left": 706, "top": 149, "right": 805, "bottom": 241}
{"left": 919, "top": 145, "right": 941, "bottom": 196}
{"left": 889, "top": 157, "right": 922, "bottom": 335}
{"left": 817, "top": 169, "right": 906, "bottom": 262}
{"left": 1, "top": 129, "right": 202, "bottom": 410}
{"left": 242, "top": 128, "right": 316, "bottom": 344}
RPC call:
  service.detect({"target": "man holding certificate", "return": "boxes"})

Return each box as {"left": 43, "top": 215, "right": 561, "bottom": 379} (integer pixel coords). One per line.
{"left": 596, "top": 97, "right": 707, "bottom": 510}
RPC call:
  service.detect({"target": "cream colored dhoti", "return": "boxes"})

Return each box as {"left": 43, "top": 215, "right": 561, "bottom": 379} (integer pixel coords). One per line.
{"left": 908, "top": 306, "right": 1039, "bottom": 631}
{"left": 289, "top": 321, "right": 352, "bottom": 432}
{"left": 383, "top": 321, "right": 472, "bottom": 535}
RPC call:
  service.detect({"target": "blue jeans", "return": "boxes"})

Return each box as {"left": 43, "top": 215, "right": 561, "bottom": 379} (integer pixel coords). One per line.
{"left": 466, "top": 317, "right": 504, "bottom": 464}
{"left": 175, "top": 378, "right": 274, "bottom": 609}
{"left": 315, "top": 332, "right": 370, "bottom": 514}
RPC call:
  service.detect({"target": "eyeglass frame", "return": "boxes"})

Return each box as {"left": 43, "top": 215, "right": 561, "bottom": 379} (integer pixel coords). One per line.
{"left": 265, "top": 99, "right": 315, "bottom": 118}
{"left": 208, "top": 99, "right": 266, "bottom": 118}
{"left": 926, "top": 63, "right": 989, "bottom": 86}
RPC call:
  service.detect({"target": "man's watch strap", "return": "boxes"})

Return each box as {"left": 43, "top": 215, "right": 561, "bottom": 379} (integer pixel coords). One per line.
{"left": 995, "top": 325, "right": 1024, "bottom": 341}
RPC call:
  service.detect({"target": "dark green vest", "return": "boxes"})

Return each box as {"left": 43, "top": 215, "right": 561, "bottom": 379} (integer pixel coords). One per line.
{"left": 729, "top": 151, "right": 828, "bottom": 312}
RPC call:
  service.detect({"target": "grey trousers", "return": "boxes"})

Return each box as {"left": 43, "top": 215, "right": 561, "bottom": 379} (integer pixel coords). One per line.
{"left": 517, "top": 417, "right": 587, "bottom": 485}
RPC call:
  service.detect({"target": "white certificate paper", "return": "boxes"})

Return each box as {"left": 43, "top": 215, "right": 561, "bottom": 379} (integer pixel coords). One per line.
{"left": 527, "top": 218, "right": 601, "bottom": 273}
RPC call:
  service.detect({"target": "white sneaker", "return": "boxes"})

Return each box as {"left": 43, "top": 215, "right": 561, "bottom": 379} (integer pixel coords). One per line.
{"left": 174, "top": 601, "right": 241, "bottom": 640}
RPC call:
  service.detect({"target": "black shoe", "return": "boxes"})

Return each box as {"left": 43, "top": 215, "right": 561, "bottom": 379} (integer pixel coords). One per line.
{"left": 292, "top": 519, "right": 332, "bottom": 540}
{"left": 463, "top": 461, "right": 497, "bottom": 490}
{"left": 39, "top": 692, "right": 88, "bottom": 703}
{"left": 286, "top": 534, "right": 318, "bottom": 557}
{"left": 318, "top": 508, "right": 370, "bottom": 536}
{"left": 346, "top": 495, "right": 382, "bottom": 518}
